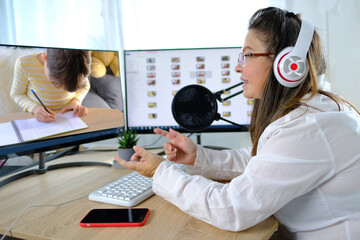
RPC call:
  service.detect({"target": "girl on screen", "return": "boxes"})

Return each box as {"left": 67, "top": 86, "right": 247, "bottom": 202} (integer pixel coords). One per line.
{"left": 10, "top": 49, "right": 91, "bottom": 122}
{"left": 116, "top": 7, "right": 360, "bottom": 239}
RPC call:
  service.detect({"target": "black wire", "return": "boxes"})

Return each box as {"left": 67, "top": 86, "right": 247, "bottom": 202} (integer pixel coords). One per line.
{"left": 142, "top": 135, "right": 163, "bottom": 148}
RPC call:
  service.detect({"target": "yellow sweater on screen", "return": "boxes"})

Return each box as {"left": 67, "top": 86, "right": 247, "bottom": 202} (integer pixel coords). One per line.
{"left": 10, "top": 53, "right": 90, "bottom": 113}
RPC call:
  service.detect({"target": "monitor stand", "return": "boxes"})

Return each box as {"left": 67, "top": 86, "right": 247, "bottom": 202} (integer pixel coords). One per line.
{"left": 0, "top": 146, "right": 112, "bottom": 188}
{"left": 195, "top": 133, "right": 229, "bottom": 150}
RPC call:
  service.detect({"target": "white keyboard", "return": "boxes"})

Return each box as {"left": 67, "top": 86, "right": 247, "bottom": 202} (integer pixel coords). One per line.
{"left": 89, "top": 171, "right": 153, "bottom": 207}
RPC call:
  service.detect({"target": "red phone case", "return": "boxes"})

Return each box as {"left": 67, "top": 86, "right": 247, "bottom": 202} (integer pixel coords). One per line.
{"left": 79, "top": 208, "right": 150, "bottom": 227}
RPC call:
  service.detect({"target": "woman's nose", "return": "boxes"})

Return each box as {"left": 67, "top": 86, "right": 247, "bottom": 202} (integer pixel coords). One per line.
{"left": 234, "top": 63, "right": 243, "bottom": 73}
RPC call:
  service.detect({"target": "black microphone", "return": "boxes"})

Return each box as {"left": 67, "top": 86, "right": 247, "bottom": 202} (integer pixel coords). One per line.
{"left": 171, "top": 83, "right": 246, "bottom": 132}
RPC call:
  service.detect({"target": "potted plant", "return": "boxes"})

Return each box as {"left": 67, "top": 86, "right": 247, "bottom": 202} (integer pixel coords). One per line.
{"left": 116, "top": 129, "right": 140, "bottom": 161}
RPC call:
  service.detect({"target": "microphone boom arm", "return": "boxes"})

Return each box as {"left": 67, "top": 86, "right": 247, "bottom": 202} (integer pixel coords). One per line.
{"left": 214, "top": 82, "right": 244, "bottom": 102}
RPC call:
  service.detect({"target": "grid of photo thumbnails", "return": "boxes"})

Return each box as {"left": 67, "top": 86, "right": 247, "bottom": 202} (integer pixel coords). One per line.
{"left": 145, "top": 55, "right": 253, "bottom": 121}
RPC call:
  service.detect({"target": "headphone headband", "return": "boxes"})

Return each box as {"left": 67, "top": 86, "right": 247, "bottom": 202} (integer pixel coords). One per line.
{"left": 273, "top": 19, "right": 315, "bottom": 87}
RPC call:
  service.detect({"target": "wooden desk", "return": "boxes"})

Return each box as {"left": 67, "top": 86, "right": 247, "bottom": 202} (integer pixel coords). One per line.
{"left": 0, "top": 149, "right": 278, "bottom": 240}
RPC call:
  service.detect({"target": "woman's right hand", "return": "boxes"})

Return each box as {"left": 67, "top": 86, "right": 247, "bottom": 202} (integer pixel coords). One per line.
{"left": 154, "top": 128, "right": 197, "bottom": 166}
{"left": 32, "top": 105, "right": 56, "bottom": 122}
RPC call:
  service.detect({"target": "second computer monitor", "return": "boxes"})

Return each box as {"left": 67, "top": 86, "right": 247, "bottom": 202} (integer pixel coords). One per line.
{"left": 0, "top": 44, "right": 124, "bottom": 156}
{"left": 124, "top": 47, "right": 253, "bottom": 133}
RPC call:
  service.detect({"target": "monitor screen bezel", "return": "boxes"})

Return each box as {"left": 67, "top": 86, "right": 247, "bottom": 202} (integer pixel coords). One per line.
{"left": 123, "top": 47, "right": 249, "bottom": 134}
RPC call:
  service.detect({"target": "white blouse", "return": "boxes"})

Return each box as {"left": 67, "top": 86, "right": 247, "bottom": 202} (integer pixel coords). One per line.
{"left": 152, "top": 93, "right": 360, "bottom": 239}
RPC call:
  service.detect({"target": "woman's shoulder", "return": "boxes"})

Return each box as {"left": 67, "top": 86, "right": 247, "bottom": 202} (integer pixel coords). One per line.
{"left": 263, "top": 93, "right": 357, "bottom": 137}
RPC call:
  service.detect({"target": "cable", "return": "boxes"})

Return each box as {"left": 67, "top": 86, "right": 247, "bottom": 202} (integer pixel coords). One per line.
{"left": 0, "top": 194, "right": 88, "bottom": 240}
{"left": 141, "top": 130, "right": 195, "bottom": 149}
{"left": 77, "top": 148, "right": 117, "bottom": 153}
{"left": 151, "top": 132, "right": 195, "bottom": 155}
{"left": 142, "top": 135, "right": 163, "bottom": 149}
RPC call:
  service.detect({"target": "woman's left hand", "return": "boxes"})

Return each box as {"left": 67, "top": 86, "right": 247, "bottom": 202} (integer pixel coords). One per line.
{"left": 115, "top": 146, "right": 165, "bottom": 177}
{"left": 61, "top": 98, "right": 88, "bottom": 117}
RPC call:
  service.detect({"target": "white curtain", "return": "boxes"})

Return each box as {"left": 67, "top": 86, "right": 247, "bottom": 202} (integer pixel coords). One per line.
{"left": 0, "top": 0, "right": 16, "bottom": 44}
{"left": 0, "top": 0, "right": 123, "bottom": 51}
{"left": 0, "top": 0, "right": 271, "bottom": 51}
{"left": 121, "top": 0, "right": 269, "bottom": 50}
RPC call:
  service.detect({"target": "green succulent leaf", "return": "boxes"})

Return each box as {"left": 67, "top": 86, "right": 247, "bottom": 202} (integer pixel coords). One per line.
{"left": 116, "top": 129, "right": 139, "bottom": 149}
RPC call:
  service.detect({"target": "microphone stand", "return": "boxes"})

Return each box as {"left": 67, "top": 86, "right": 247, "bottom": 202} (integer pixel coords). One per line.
{"left": 195, "top": 133, "right": 201, "bottom": 145}
{"left": 214, "top": 113, "right": 248, "bottom": 130}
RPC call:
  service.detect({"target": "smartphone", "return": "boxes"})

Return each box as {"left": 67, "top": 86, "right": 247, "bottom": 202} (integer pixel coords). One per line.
{"left": 80, "top": 208, "right": 150, "bottom": 227}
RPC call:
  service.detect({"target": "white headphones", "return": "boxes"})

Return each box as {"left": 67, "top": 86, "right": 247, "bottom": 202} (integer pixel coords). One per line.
{"left": 273, "top": 19, "right": 315, "bottom": 87}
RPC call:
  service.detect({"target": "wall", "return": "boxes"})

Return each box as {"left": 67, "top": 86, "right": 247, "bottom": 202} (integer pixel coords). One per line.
{"left": 0, "top": 47, "right": 40, "bottom": 114}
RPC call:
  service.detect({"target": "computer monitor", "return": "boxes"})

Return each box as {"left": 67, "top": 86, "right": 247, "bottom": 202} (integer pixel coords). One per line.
{"left": 123, "top": 47, "right": 252, "bottom": 133}
{"left": 0, "top": 44, "right": 124, "bottom": 185}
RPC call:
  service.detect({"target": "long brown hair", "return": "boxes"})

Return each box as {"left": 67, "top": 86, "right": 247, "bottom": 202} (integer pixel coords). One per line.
{"left": 248, "top": 7, "right": 351, "bottom": 156}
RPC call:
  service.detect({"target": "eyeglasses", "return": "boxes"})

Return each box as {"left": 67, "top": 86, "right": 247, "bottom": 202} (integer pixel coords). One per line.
{"left": 237, "top": 52, "right": 275, "bottom": 66}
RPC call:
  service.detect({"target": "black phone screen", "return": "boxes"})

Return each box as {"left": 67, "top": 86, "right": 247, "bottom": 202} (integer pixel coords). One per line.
{"left": 81, "top": 208, "right": 149, "bottom": 223}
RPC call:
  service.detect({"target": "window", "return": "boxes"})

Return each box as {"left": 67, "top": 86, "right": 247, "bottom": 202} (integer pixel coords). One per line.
{"left": 121, "top": 0, "right": 269, "bottom": 50}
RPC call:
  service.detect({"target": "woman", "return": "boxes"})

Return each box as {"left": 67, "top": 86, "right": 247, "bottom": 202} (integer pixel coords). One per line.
{"left": 116, "top": 7, "right": 360, "bottom": 239}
